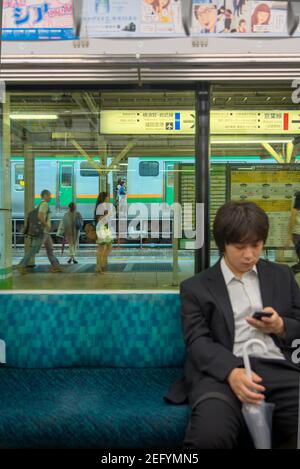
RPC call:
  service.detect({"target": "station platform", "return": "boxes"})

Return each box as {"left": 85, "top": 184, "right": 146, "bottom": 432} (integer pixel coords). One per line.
{"left": 12, "top": 248, "right": 194, "bottom": 290}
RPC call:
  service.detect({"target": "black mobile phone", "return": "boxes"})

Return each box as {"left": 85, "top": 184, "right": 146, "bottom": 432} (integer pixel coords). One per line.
{"left": 252, "top": 311, "right": 273, "bottom": 320}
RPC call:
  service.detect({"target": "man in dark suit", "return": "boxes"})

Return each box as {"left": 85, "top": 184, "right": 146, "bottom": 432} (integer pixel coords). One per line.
{"left": 165, "top": 201, "right": 300, "bottom": 449}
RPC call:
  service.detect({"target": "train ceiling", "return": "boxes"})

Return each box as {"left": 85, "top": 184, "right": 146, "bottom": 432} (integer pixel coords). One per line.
{"left": 8, "top": 84, "right": 300, "bottom": 161}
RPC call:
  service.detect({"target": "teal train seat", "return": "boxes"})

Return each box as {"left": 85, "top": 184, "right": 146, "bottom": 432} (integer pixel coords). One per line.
{"left": 0, "top": 293, "right": 188, "bottom": 448}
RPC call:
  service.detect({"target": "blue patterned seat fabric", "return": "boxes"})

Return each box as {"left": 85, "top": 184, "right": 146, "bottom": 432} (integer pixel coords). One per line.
{"left": 0, "top": 367, "right": 188, "bottom": 449}
{"left": 0, "top": 294, "right": 184, "bottom": 368}
{"left": 0, "top": 293, "right": 188, "bottom": 448}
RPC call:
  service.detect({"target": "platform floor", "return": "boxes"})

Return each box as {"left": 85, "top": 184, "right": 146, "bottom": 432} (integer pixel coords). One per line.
{"left": 12, "top": 249, "right": 194, "bottom": 290}
{"left": 11, "top": 248, "right": 300, "bottom": 291}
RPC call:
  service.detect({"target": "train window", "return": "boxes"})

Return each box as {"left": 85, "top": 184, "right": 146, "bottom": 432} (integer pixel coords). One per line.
{"left": 80, "top": 162, "right": 99, "bottom": 177}
{"left": 61, "top": 166, "right": 72, "bottom": 187}
{"left": 139, "top": 161, "right": 159, "bottom": 177}
{"left": 14, "top": 164, "right": 24, "bottom": 191}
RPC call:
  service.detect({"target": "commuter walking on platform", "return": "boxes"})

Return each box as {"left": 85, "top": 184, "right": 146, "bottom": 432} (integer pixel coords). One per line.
{"left": 62, "top": 202, "right": 83, "bottom": 265}
{"left": 17, "top": 189, "right": 63, "bottom": 274}
{"left": 94, "top": 192, "right": 113, "bottom": 274}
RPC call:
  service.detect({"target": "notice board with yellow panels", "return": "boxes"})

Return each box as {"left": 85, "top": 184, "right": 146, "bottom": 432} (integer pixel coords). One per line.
{"left": 228, "top": 165, "right": 300, "bottom": 248}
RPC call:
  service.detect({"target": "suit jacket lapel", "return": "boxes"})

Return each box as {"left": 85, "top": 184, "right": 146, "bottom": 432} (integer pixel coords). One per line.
{"left": 206, "top": 262, "right": 235, "bottom": 347}
{"left": 256, "top": 260, "right": 275, "bottom": 308}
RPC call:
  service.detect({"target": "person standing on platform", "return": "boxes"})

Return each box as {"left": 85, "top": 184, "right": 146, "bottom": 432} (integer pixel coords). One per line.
{"left": 17, "top": 189, "right": 63, "bottom": 274}
{"left": 94, "top": 192, "right": 113, "bottom": 274}
{"left": 62, "top": 202, "right": 83, "bottom": 265}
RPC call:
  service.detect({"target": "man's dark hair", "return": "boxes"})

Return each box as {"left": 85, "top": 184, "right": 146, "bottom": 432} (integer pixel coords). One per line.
{"left": 41, "top": 189, "right": 51, "bottom": 199}
{"left": 213, "top": 201, "right": 269, "bottom": 254}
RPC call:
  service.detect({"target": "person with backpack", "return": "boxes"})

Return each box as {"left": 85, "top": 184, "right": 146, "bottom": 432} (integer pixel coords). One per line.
{"left": 17, "top": 189, "right": 63, "bottom": 274}
{"left": 62, "top": 202, "right": 83, "bottom": 264}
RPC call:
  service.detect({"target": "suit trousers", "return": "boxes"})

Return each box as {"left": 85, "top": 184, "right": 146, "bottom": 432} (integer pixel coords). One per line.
{"left": 183, "top": 358, "right": 300, "bottom": 449}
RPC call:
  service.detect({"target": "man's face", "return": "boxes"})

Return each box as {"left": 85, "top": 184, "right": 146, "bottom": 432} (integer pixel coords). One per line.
{"left": 44, "top": 192, "right": 51, "bottom": 202}
{"left": 224, "top": 241, "right": 264, "bottom": 275}
{"left": 196, "top": 5, "right": 217, "bottom": 28}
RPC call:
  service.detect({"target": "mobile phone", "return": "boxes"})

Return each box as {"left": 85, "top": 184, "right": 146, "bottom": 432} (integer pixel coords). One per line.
{"left": 252, "top": 311, "right": 273, "bottom": 320}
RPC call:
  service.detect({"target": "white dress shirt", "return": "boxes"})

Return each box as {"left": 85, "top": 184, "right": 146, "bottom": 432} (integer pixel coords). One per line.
{"left": 220, "top": 257, "right": 285, "bottom": 360}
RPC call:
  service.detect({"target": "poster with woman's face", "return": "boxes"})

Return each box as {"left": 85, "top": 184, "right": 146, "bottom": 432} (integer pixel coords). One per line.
{"left": 191, "top": 0, "right": 293, "bottom": 35}
{"left": 250, "top": 1, "right": 287, "bottom": 34}
{"left": 140, "top": 0, "right": 183, "bottom": 34}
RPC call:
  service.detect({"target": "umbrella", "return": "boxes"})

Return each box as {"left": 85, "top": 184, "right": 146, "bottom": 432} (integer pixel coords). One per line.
{"left": 61, "top": 237, "right": 66, "bottom": 256}
{"left": 0, "top": 339, "right": 5, "bottom": 363}
{"left": 242, "top": 339, "right": 275, "bottom": 449}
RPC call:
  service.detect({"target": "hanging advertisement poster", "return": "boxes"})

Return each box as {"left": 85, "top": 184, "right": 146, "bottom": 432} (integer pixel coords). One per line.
{"left": 190, "top": 0, "right": 300, "bottom": 36}
{"left": 140, "top": 0, "right": 183, "bottom": 35}
{"left": 81, "top": 0, "right": 184, "bottom": 37}
{"left": 2, "top": 0, "right": 75, "bottom": 40}
{"left": 250, "top": 0, "right": 287, "bottom": 33}
{"left": 81, "top": 0, "right": 139, "bottom": 36}
{"left": 3, "top": 0, "right": 299, "bottom": 40}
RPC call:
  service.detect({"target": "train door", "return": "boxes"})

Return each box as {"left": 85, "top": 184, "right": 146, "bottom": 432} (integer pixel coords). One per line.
{"left": 164, "top": 162, "right": 175, "bottom": 205}
{"left": 57, "top": 162, "right": 74, "bottom": 211}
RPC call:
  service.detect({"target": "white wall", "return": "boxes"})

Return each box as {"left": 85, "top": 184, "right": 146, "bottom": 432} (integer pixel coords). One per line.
{"left": 3, "top": 36, "right": 300, "bottom": 57}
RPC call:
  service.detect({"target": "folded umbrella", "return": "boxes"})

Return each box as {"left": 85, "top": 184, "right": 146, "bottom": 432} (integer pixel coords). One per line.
{"left": 61, "top": 237, "right": 66, "bottom": 256}
{"left": 242, "top": 339, "right": 275, "bottom": 449}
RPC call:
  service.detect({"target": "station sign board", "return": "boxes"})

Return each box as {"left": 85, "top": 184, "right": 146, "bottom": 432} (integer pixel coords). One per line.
{"left": 100, "top": 110, "right": 300, "bottom": 135}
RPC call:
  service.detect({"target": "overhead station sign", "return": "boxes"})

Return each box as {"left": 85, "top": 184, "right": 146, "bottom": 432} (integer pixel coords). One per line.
{"left": 100, "top": 110, "right": 195, "bottom": 135}
{"left": 100, "top": 110, "right": 300, "bottom": 135}
{"left": 212, "top": 110, "right": 300, "bottom": 134}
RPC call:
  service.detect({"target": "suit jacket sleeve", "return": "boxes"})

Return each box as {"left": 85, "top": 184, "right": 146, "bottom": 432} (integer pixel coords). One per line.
{"left": 282, "top": 268, "right": 300, "bottom": 345}
{"left": 181, "top": 283, "right": 242, "bottom": 382}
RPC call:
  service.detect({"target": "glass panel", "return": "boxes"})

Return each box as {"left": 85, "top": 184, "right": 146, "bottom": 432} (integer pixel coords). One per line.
{"left": 61, "top": 166, "right": 72, "bottom": 187}
{"left": 80, "top": 162, "right": 100, "bottom": 177}
{"left": 14, "top": 164, "right": 24, "bottom": 191}
{"left": 139, "top": 161, "right": 159, "bottom": 177}
{"left": 10, "top": 90, "right": 196, "bottom": 290}
{"left": 210, "top": 84, "right": 300, "bottom": 272}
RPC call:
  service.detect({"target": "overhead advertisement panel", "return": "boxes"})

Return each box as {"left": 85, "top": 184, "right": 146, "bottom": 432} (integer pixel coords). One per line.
{"left": 2, "top": 0, "right": 300, "bottom": 40}
{"left": 81, "top": 0, "right": 184, "bottom": 37}
{"left": 100, "top": 110, "right": 300, "bottom": 135}
{"left": 81, "top": 0, "right": 300, "bottom": 38}
{"left": 2, "top": 0, "right": 74, "bottom": 41}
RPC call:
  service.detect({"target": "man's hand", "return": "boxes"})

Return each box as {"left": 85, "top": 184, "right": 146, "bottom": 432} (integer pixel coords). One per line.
{"left": 227, "top": 368, "right": 265, "bottom": 405}
{"left": 246, "top": 307, "right": 285, "bottom": 338}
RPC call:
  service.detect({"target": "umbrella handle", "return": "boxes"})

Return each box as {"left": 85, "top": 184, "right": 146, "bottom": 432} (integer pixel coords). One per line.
{"left": 243, "top": 339, "right": 268, "bottom": 380}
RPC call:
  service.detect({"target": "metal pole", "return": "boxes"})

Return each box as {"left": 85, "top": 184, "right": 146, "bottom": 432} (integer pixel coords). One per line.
{"left": 195, "top": 84, "right": 210, "bottom": 274}
{"left": 172, "top": 163, "right": 179, "bottom": 286}
{"left": 24, "top": 137, "right": 35, "bottom": 266}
